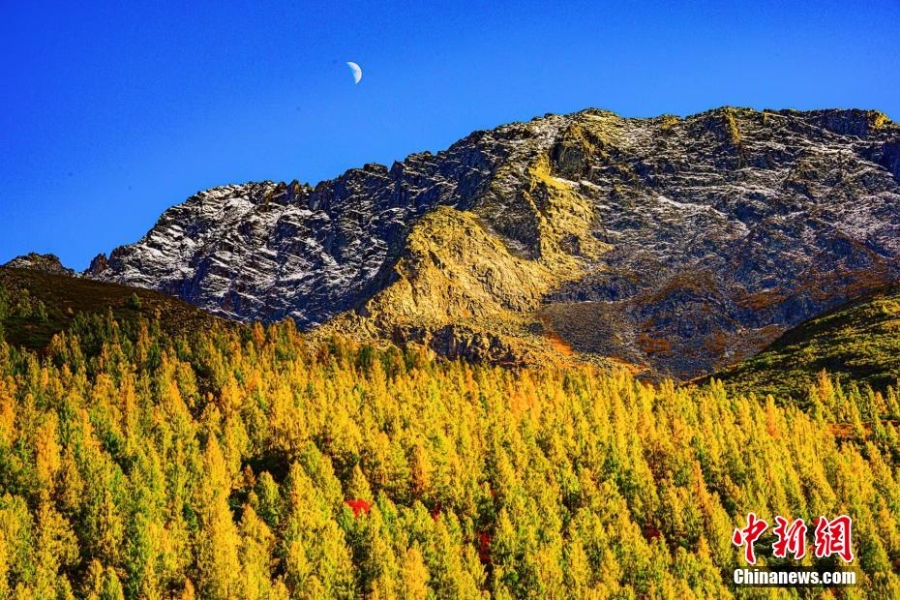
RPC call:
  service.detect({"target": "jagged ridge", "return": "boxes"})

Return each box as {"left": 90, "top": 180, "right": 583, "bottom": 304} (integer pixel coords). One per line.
{"left": 86, "top": 107, "right": 900, "bottom": 378}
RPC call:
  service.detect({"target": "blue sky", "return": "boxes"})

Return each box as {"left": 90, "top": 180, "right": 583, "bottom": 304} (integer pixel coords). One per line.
{"left": 2, "top": 0, "right": 899, "bottom": 269}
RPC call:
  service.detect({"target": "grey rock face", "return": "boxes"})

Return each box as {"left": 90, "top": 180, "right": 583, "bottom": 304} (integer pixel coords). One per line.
{"left": 86, "top": 107, "right": 900, "bottom": 378}
{"left": 3, "top": 253, "right": 75, "bottom": 277}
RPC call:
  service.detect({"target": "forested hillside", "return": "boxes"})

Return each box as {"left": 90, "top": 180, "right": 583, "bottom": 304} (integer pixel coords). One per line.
{"left": 716, "top": 283, "right": 900, "bottom": 402}
{"left": 0, "top": 283, "right": 899, "bottom": 598}
{"left": 0, "top": 268, "right": 228, "bottom": 352}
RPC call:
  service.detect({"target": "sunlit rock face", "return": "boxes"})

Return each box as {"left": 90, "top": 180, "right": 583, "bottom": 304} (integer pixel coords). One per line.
{"left": 87, "top": 107, "right": 900, "bottom": 378}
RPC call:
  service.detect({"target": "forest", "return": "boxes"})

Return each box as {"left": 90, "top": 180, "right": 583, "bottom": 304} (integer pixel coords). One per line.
{"left": 0, "top": 287, "right": 899, "bottom": 599}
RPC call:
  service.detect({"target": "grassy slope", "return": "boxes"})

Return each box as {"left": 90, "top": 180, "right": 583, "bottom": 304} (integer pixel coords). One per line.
{"left": 713, "top": 284, "right": 900, "bottom": 400}
{"left": 0, "top": 267, "right": 231, "bottom": 350}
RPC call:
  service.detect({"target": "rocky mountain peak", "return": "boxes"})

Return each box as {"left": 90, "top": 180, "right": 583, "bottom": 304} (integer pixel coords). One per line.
{"left": 3, "top": 253, "right": 75, "bottom": 277}
{"left": 85, "top": 107, "right": 900, "bottom": 378}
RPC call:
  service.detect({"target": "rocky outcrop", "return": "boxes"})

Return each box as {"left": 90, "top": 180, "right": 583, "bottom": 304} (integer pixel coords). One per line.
{"left": 86, "top": 107, "right": 900, "bottom": 379}
{"left": 3, "top": 253, "right": 75, "bottom": 277}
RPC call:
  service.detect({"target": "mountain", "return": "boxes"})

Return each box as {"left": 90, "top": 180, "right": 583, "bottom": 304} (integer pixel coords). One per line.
{"left": 85, "top": 107, "right": 900, "bottom": 379}
{"left": 0, "top": 266, "right": 230, "bottom": 351}
{"left": 713, "top": 282, "right": 900, "bottom": 400}
{"left": 3, "top": 252, "right": 75, "bottom": 276}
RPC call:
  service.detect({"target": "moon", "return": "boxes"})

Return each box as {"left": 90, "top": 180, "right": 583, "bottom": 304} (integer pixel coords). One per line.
{"left": 346, "top": 61, "right": 362, "bottom": 84}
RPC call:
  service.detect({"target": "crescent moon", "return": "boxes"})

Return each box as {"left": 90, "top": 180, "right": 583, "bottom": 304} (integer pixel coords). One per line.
{"left": 346, "top": 61, "right": 362, "bottom": 84}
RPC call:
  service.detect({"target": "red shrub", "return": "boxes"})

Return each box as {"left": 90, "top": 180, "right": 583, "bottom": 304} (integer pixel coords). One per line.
{"left": 344, "top": 499, "right": 371, "bottom": 518}
{"left": 477, "top": 532, "right": 492, "bottom": 564}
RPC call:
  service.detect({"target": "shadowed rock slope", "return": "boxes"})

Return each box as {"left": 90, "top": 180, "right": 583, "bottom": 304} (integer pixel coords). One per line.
{"left": 86, "top": 107, "right": 900, "bottom": 378}
{"left": 713, "top": 282, "right": 900, "bottom": 401}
